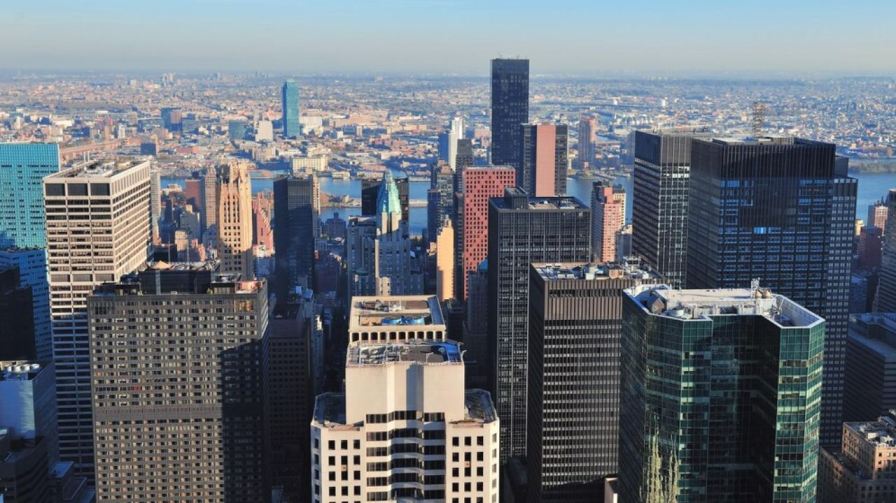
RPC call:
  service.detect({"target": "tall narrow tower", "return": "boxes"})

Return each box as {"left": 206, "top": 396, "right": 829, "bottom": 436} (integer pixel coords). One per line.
{"left": 490, "top": 59, "right": 529, "bottom": 169}
{"left": 281, "top": 80, "right": 301, "bottom": 139}
{"left": 215, "top": 161, "right": 255, "bottom": 279}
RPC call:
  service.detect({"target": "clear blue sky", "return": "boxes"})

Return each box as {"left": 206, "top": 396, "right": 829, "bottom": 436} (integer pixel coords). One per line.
{"left": 3, "top": 0, "right": 894, "bottom": 76}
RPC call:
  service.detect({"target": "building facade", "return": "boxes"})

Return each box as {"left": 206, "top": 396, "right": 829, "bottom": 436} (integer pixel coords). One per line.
{"left": 44, "top": 159, "right": 151, "bottom": 477}
{"left": 0, "top": 248, "right": 51, "bottom": 362}
{"left": 282, "top": 80, "right": 301, "bottom": 138}
{"left": 88, "top": 265, "right": 268, "bottom": 502}
{"left": 0, "top": 143, "right": 60, "bottom": 249}
{"left": 519, "top": 123, "right": 567, "bottom": 197}
{"left": 686, "top": 137, "right": 857, "bottom": 446}
{"left": 877, "top": 190, "right": 896, "bottom": 312}
{"left": 487, "top": 190, "right": 591, "bottom": 460}
{"left": 845, "top": 313, "right": 896, "bottom": 422}
{"left": 819, "top": 412, "right": 896, "bottom": 503}
{"left": 273, "top": 174, "right": 320, "bottom": 295}
{"left": 619, "top": 285, "right": 825, "bottom": 502}
{"left": 577, "top": 115, "right": 597, "bottom": 170}
{"left": 215, "top": 161, "right": 255, "bottom": 278}
{"left": 591, "top": 181, "right": 626, "bottom": 263}
{"left": 490, "top": 59, "right": 529, "bottom": 169}
{"left": 0, "top": 266, "right": 35, "bottom": 361}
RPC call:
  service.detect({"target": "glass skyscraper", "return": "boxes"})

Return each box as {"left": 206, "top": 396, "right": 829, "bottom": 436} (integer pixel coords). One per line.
{"left": 281, "top": 79, "right": 301, "bottom": 138}
{"left": 619, "top": 285, "right": 825, "bottom": 502}
{"left": 490, "top": 59, "right": 529, "bottom": 169}
{"left": 0, "top": 143, "right": 60, "bottom": 248}
{"left": 273, "top": 175, "right": 319, "bottom": 296}
{"left": 686, "top": 137, "right": 856, "bottom": 446}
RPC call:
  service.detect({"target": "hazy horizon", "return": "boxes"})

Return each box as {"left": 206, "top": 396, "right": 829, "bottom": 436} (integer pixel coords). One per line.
{"left": 3, "top": 0, "right": 895, "bottom": 76}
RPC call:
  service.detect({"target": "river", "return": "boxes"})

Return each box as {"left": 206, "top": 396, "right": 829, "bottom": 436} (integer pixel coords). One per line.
{"left": 162, "top": 170, "right": 896, "bottom": 237}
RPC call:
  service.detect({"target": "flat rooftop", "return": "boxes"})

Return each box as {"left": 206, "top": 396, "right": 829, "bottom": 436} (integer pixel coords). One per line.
{"left": 534, "top": 260, "right": 658, "bottom": 282}
{"left": 146, "top": 260, "right": 219, "bottom": 272}
{"left": 349, "top": 295, "right": 444, "bottom": 331}
{"left": 626, "top": 285, "right": 823, "bottom": 328}
{"left": 347, "top": 340, "right": 461, "bottom": 367}
{"left": 845, "top": 414, "right": 896, "bottom": 449}
{"left": 1, "top": 361, "right": 44, "bottom": 381}
{"left": 48, "top": 158, "right": 149, "bottom": 179}
{"left": 492, "top": 194, "right": 588, "bottom": 211}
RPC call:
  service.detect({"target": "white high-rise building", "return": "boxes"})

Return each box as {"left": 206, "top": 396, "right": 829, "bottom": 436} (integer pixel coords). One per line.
{"left": 448, "top": 116, "right": 465, "bottom": 171}
{"left": 43, "top": 158, "right": 152, "bottom": 476}
{"left": 311, "top": 295, "right": 500, "bottom": 503}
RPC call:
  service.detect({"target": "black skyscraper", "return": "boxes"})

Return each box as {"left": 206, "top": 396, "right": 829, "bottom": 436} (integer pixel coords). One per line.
{"left": 490, "top": 59, "right": 529, "bottom": 169}
{"left": 487, "top": 189, "right": 591, "bottom": 461}
{"left": 273, "top": 175, "right": 319, "bottom": 296}
{"left": 686, "top": 137, "right": 856, "bottom": 446}
{"left": 0, "top": 265, "right": 35, "bottom": 360}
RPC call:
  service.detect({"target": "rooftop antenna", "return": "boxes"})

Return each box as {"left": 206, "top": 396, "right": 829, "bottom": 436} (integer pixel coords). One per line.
{"left": 751, "top": 101, "right": 767, "bottom": 137}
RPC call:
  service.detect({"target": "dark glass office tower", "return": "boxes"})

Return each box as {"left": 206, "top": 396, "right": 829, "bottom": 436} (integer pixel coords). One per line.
{"left": 281, "top": 80, "right": 300, "bottom": 138}
{"left": 519, "top": 123, "right": 568, "bottom": 196}
{"left": 361, "top": 176, "right": 409, "bottom": 223}
{"left": 0, "top": 265, "right": 35, "bottom": 360}
{"left": 527, "top": 261, "right": 658, "bottom": 502}
{"left": 487, "top": 189, "right": 591, "bottom": 460}
{"left": 427, "top": 162, "right": 454, "bottom": 243}
{"left": 490, "top": 59, "right": 529, "bottom": 168}
{"left": 632, "top": 130, "right": 710, "bottom": 288}
{"left": 619, "top": 286, "right": 825, "bottom": 503}
{"left": 273, "top": 175, "right": 319, "bottom": 296}
{"left": 876, "top": 189, "right": 896, "bottom": 312}
{"left": 687, "top": 137, "right": 856, "bottom": 446}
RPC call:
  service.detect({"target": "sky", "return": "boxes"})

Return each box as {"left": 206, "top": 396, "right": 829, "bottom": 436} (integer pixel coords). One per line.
{"left": 2, "top": 0, "right": 894, "bottom": 77}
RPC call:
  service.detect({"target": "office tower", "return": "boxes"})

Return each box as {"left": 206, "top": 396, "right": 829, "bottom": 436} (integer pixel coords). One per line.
{"left": 0, "top": 266, "right": 35, "bottom": 361}
{"left": 877, "top": 190, "right": 896, "bottom": 312}
{"left": 687, "top": 137, "right": 857, "bottom": 445}
{"left": 632, "top": 130, "right": 710, "bottom": 288}
{"left": 311, "top": 295, "right": 499, "bottom": 503}
{"left": 160, "top": 107, "right": 182, "bottom": 132}
{"left": 0, "top": 143, "right": 60, "bottom": 248}
{"left": 458, "top": 167, "right": 515, "bottom": 300}
{"left": 256, "top": 119, "right": 274, "bottom": 142}
{"left": 88, "top": 264, "right": 267, "bottom": 502}
{"left": 371, "top": 172, "right": 420, "bottom": 296}
{"left": 448, "top": 116, "right": 465, "bottom": 170}
{"left": 818, "top": 411, "right": 896, "bottom": 503}
{"left": 228, "top": 119, "right": 248, "bottom": 141}
{"left": 619, "top": 285, "right": 825, "bottom": 502}
{"left": 150, "top": 169, "right": 161, "bottom": 244}
{"left": 455, "top": 139, "right": 475, "bottom": 178}
{"left": 577, "top": 114, "right": 597, "bottom": 169}
{"left": 464, "top": 260, "right": 489, "bottom": 389}
{"left": 519, "top": 123, "right": 568, "bottom": 196}
{"left": 273, "top": 175, "right": 320, "bottom": 295}
{"left": 0, "top": 361, "right": 56, "bottom": 502}
{"left": 487, "top": 190, "right": 591, "bottom": 460}
{"left": 427, "top": 161, "right": 454, "bottom": 244}
{"left": 438, "top": 131, "right": 450, "bottom": 162}
{"left": 203, "top": 168, "right": 218, "bottom": 241}
{"left": 264, "top": 291, "right": 315, "bottom": 502}
{"left": 857, "top": 225, "right": 883, "bottom": 269}
{"left": 844, "top": 313, "right": 896, "bottom": 422}
{"left": 252, "top": 192, "right": 274, "bottom": 251}
{"left": 0, "top": 249, "right": 51, "bottom": 362}
{"left": 346, "top": 216, "right": 378, "bottom": 298}
{"left": 362, "top": 176, "right": 410, "bottom": 223}
{"left": 591, "top": 181, "right": 626, "bottom": 263}
{"left": 616, "top": 224, "right": 633, "bottom": 262}
{"left": 215, "top": 161, "right": 255, "bottom": 278}
{"left": 868, "top": 199, "right": 889, "bottom": 232}
{"left": 527, "top": 261, "right": 658, "bottom": 502}
{"left": 435, "top": 218, "right": 455, "bottom": 302}
{"left": 491, "top": 58, "right": 529, "bottom": 168}
{"left": 282, "top": 80, "right": 301, "bottom": 138}
{"left": 44, "top": 159, "right": 151, "bottom": 476}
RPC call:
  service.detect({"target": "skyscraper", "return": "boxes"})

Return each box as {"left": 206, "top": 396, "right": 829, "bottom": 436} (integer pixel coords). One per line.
{"left": 0, "top": 143, "right": 60, "bottom": 248}
{"left": 215, "top": 161, "right": 255, "bottom": 278}
{"left": 448, "top": 115, "right": 465, "bottom": 171}
{"left": 487, "top": 189, "right": 591, "bottom": 460}
{"left": 844, "top": 313, "right": 896, "bottom": 422}
{"left": 458, "top": 167, "right": 515, "bottom": 300}
{"left": 0, "top": 248, "right": 51, "bottom": 362}
{"left": 0, "top": 265, "right": 35, "bottom": 361}
{"left": 876, "top": 190, "right": 896, "bottom": 312}
{"left": 577, "top": 114, "right": 597, "bottom": 170}
{"left": 591, "top": 181, "right": 626, "bottom": 263}
{"left": 346, "top": 216, "right": 378, "bottom": 299}
{"left": 620, "top": 285, "right": 825, "bottom": 502}
{"left": 311, "top": 295, "right": 500, "bottom": 503}
{"left": 519, "top": 123, "right": 568, "bottom": 196}
{"left": 203, "top": 168, "right": 219, "bottom": 242}
{"left": 361, "top": 176, "right": 410, "bottom": 223}
{"left": 527, "top": 261, "right": 658, "bottom": 502}
{"left": 44, "top": 159, "right": 151, "bottom": 477}
{"left": 150, "top": 169, "right": 161, "bottom": 244}
{"left": 435, "top": 217, "right": 455, "bottom": 302}
{"left": 687, "top": 137, "right": 857, "bottom": 446}
{"left": 490, "top": 59, "right": 529, "bottom": 168}
{"left": 273, "top": 174, "right": 320, "bottom": 296}
{"left": 88, "top": 263, "right": 268, "bottom": 502}
{"left": 427, "top": 161, "right": 454, "bottom": 244}
{"left": 868, "top": 199, "right": 889, "bottom": 232}
{"left": 372, "top": 172, "right": 420, "bottom": 296}
{"left": 818, "top": 412, "right": 896, "bottom": 503}
{"left": 631, "top": 129, "right": 710, "bottom": 288}
{"left": 282, "top": 80, "right": 301, "bottom": 138}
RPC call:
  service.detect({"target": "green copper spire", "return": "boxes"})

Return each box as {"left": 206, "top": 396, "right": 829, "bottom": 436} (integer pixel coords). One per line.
{"left": 376, "top": 171, "right": 402, "bottom": 217}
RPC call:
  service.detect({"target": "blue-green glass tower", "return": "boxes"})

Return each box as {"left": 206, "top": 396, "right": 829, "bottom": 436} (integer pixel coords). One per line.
{"left": 0, "top": 143, "right": 60, "bottom": 248}
{"left": 281, "top": 80, "right": 301, "bottom": 138}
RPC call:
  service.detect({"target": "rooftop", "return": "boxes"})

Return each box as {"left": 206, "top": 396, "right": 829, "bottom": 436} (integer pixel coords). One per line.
{"left": 459, "top": 389, "right": 497, "bottom": 424}
{"left": 492, "top": 192, "right": 589, "bottom": 211}
{"left": 347, "top": 340, "right": 462, "bottom": 367}
{"left": 0, "top": 361, "right": 44, "bottom": 381}
{"left": 534, "top": 259, "right": 657, "bottom": 282}
{"left": 626, "top": 284, "right": 823, "bottom": 328}
{"left": 312, "top": 389, "right": 497, "bottom": 428}
{"left": 47, "top": 158, "right": 150, "bottom": 179}
{"left": 349, "top": 295, "right": 444, "bottom": 331}
{"left": 845, "top": 412, "right": 896, "bottom": 449}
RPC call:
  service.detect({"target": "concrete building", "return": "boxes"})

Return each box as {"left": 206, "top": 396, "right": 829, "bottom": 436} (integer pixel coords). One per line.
{"left": 44, "top": 158, "right": 151, "bottom": 477}
{"left": 619, "top": 286, "right": 825, "bottom": 502}
{"left": 435, "top": 218, "right": 455, "bottom": 303}
{"left": 845, "top": 313, "right": 896, "bottom": 422}
{"left": 819, "top": 412, "right": 896, "bottom": 503}
{"left": 487, "top": 190, "right": 591, "bottom": 460}
{"left": 311, "top": 295, "right": 499, "bottom": 502}
{"left": 527, "top": 261, "right": 658, "bottom": 502}
{"left": 458, "top": 167, "right": 515, "bottom": 300}
{"left": 591, "top": 181, "right": 626, "bottom": 263}
{"left": 519, "top": 123, "right": 567, "bottom": 197}
{"left": 868, "top": 200, "right": 889, "bottom": 232}
{"left": 0, "top": 249, "right": 51, "bottom": 362}
{"left": 214, "top": 161, "right": 255, "bottom": 278}
{"left": 88, "top": 263, "right": 268, "bottom": 502}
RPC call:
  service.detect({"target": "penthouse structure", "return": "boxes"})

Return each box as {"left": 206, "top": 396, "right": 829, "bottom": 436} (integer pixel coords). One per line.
{"left": 819, "top": 412, "right": 896, "bottom": 503}
{"left": 312, "top": 295, "right": 499, "bottom": 502}
{"left": 44, "top": 158, "right": 151, "bottom": 476}
{"left": 619, "top": 286, "right": 825, "bottom": 502}
{"left": 88, "top": 263, "right": 268, "bottom": 502}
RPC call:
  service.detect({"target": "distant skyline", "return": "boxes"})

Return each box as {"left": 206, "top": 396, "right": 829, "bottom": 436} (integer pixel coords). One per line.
{"left": 2, "top": 0, "right": 895, "bottom": 76}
